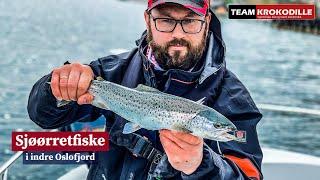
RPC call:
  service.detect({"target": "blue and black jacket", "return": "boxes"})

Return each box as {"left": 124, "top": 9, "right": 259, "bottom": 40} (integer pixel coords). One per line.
{"left": 28, "top": 11, "right": 263, "bottom": 180}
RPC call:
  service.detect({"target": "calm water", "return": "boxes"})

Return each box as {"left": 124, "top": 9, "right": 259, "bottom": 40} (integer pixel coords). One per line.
{"left": 0, "top": 0, "right": 319, "bottom": 179}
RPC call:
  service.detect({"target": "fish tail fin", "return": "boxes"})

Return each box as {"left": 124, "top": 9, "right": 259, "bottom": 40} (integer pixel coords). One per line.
{"left": 96, "top": 76, "right": 105, "bottom": 81}
{"left": 46, "top": 82, "right": 72, "bottom": 107}
{"left": 57, "top": 100, "right": 72, "bottom": 107}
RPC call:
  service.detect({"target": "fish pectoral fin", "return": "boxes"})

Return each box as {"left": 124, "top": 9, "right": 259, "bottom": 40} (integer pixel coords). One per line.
{"left": 171, "top": 125, "right": 193, "bottom": 134}
{"left": 182, "top": 128, "right": 193, "bottom": 134}
{"left": 135, "top": 84, "right": 161, "bottom": 93}
{"left": 123, "top": 122, "right": 142, "bottom": 134}
{"left": 195, "top": 97, "right": 206, "bottom": 105}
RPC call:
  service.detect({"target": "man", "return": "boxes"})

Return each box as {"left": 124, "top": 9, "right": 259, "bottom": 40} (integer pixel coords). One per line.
{"left": 28, "top": 0, "right": 263, "bottom": 179}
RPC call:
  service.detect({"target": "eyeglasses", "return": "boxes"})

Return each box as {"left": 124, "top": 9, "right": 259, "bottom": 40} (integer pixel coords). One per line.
{"left": 149, "top": 14, "right": 206, "bottom": 34}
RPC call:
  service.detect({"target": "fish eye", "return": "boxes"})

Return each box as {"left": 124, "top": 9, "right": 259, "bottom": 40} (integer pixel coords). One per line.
{"left": 214, "top": 123, "right": 222, "bottom": 129}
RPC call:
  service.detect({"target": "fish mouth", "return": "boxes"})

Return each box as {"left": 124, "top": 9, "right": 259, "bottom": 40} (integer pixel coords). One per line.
{"left": 222, "top": 131, "right": 247, "bottom": 142}
{"left": 221, "top": 128, "right": 236, "bottom": 134}
{"left": 204, "top": 129, "right": 240, "bottom": 142}
{"left": 222, "top": 132, "right": 237, "bottom": 140}
{"left": 219, "top": 129, "right": 239, "bottom": 141}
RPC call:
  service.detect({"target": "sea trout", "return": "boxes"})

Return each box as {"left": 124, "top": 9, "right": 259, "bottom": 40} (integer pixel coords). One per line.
{"left": 55, "top": 78, "right": 241, "bottom": 142}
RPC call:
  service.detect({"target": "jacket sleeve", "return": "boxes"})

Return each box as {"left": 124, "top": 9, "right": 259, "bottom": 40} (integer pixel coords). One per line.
{"left": 181, "top": 70, "right": 263, "bottom": 180}
{"left": 27, "top": 51, "right": 134, "bottom": 129}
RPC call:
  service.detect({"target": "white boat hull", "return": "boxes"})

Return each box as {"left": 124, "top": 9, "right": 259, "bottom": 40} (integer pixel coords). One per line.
{"left": 262, "top": 147, "right": 320, "bottom": 180}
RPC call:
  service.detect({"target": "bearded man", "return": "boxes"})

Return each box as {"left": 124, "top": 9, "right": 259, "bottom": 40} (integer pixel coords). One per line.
{"left": 28, "top": 1, "right": 263, "bottom": 179}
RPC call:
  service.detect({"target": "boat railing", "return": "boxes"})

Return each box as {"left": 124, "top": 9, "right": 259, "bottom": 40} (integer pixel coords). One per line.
{"left": 0, "top": 151, "right": 23, "bottom": 180}
{"left": 257, "top": 104, "right": 320, "bottom": 116}
{"left": 0, "top": 129, "right": 58, "bottom": 180}
{"left": 0, "top": 104, "right": 319, "bottom": 180}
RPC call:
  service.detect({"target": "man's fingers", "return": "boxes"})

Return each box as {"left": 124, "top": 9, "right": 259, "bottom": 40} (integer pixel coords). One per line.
{"left": 51, "top": 70, "right": 62, "bottom": 100}
{"left": 59, "top": 69, "right": 71, "bottom": 100}
{"left": 50, "top": 63, "right": 93, "bottom": 102}
{"left": 171, "top": 131, "right": 202, "bottom": 145}
{"left": 77, "top": 71, "right": 93, "bottom": 99}
{"left": 160, "top": 132, "right": 183, "bottom": 154}
{"left": 67, "top": 70, "right": 80, "bottom": 100}
{"left": 77, "top": 93, "right": 94, "bottom": 105}
{"left": 160, "top": 130, "right": 193, "bottom": 150}
{"left": 160, "top": 135, "right": 184, "bottom": 163}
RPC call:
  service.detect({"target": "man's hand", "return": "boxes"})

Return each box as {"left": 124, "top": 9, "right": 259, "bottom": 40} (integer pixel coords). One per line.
{"left": 50, "top": 63, "right": 94, "bottom": 105}
{"left": 159, "top": 129, "right": 204, "bottom": 175}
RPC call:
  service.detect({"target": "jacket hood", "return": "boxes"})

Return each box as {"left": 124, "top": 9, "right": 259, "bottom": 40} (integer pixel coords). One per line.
{"left": 136, "top": 9, "right": 226, "bottom": 85}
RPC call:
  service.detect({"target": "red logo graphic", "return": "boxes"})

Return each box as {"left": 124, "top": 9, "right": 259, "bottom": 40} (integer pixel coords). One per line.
{"left": 256, "top": 4, "right": 316, "bottom": 20}
{"left": 236, "top": 131, "right": 245, "bottom": 139}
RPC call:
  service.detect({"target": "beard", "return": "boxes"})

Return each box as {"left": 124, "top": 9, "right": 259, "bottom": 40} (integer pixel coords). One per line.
{"left": 146, "top": 23, "right": 208, "bottom": 71}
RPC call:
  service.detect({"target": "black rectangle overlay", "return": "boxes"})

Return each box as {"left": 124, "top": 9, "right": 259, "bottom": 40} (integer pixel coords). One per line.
{"left": 229, "top": 5, "right": 256, "bottom": 19}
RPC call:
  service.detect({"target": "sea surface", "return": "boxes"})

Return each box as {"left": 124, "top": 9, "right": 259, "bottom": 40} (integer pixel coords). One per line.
{"left": 0, "top": 0, "right": 319, "bottom": 179}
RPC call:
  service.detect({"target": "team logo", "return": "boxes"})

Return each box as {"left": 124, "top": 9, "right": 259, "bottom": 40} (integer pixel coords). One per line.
{"left": 229, "top": 4, "right": 316, "bottom": 20}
